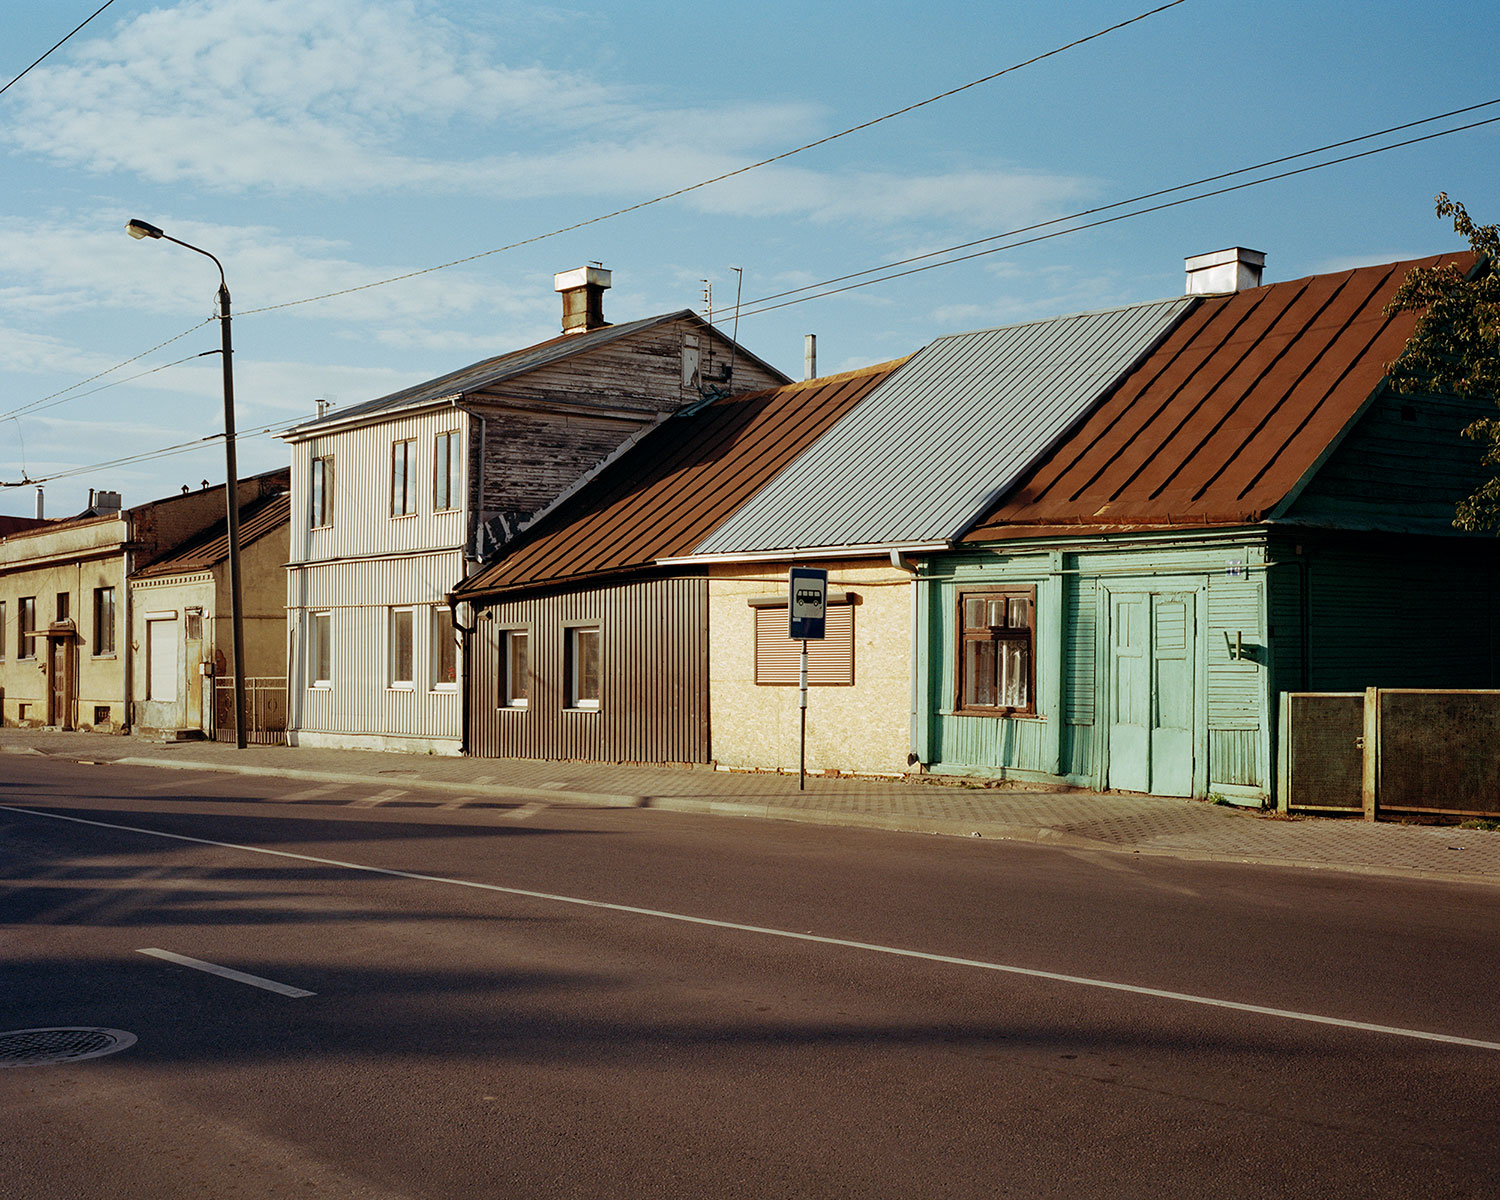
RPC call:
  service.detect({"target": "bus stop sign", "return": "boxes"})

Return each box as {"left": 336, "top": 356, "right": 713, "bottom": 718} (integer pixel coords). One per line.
{"left": 788, "top": 567, "right": 827, "bottom": 640}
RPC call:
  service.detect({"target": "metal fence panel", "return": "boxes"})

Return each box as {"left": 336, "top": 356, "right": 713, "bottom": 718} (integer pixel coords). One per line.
{"left": 214, "top": 676, "right": 288, "bottom": 746}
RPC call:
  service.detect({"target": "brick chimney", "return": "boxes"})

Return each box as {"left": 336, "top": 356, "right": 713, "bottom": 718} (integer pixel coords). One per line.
{"left": 554, "top": 266, "right": 612, "bottom": 334}
{"left": 1185, "top": 247, "right": 1266, "bottom": 295}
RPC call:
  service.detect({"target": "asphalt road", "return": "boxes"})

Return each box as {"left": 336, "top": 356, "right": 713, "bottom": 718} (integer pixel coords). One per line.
{"left": 3, "top": 756, "right": 1499, "bottom": 1198}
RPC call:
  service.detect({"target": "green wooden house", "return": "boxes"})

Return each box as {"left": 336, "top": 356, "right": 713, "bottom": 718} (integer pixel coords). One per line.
{"left": 914, "top": 252, "right": 1500, "bottom": 803}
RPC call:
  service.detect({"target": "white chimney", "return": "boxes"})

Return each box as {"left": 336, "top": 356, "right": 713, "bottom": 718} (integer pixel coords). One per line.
{"left": 95, "top": 490, "right": 122, "bottom": 514}
{"left": 553, "top": 266, "right": 612, "bottom": 335}
{"left": 1185, "top": 247, "right": 1266, "bottom": 295}
{"left": 804, "top": 334, "right": 817, "bottom": 381}
{"left": 35, "top": 486, "right": 43, "bottom": 520}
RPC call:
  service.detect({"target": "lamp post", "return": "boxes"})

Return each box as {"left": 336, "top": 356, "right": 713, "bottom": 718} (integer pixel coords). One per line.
{"left": 126, "top": 218, "right": 247, "bottom": 749}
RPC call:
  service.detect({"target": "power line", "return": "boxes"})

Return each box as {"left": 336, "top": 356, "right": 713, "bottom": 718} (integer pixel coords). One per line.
{"left": 0, "top": 1, "right": 118, "bottom": 98}
{"left": 743, "top": 98, "right": 1500, "bottom": 311}
{"left": 736, "top": 111, "right": 1500, "bottom": 318}
{"left": 0, "top": 319, "right": 214, "bottom": 423}
{"left": 237, "top": 1, "right": 1190, "bottom": 318}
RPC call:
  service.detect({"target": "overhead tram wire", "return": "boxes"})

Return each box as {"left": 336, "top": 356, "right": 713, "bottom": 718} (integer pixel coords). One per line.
{"left": 742, "top": 97, "right": 1500, "bottom": 311}
{"left": 735, "top": 110, "right": 1500, "bottom": 319}
{"left": 234, "top": 0, "right": 1191, "bottom": 319}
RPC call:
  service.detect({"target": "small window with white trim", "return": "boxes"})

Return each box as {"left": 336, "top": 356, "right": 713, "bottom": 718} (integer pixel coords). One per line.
{"left": 309, "top": 611, "right": 332, "bottom": 688}
{"left": 499, "top": 628, "right": 529, "bottom": 708}
{"left": 565, "top": 625, "right": 600, "bottom": 710}
{"left": 388, "top": 607, "right": 415, "bottom": 689}
{"left": 431, "top": 606, "right": 458, "bottom": 690}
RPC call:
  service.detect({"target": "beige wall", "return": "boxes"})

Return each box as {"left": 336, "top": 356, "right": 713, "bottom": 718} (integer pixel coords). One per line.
{"left": 0, "top": 519, "right": 128, "bottom": 730}
{"left": 708, "top": 563, "right": 914, "bottom": 776}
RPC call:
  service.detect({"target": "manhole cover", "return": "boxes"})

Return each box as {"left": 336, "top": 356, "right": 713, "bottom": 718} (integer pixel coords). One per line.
{"left": 0, "top": 1028, "right": 137, "bottom": 1068}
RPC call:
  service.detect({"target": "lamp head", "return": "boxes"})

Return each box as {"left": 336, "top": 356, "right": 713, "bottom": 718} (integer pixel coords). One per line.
{"left": 125, "top": 218, "right": 164, "bottom": 240}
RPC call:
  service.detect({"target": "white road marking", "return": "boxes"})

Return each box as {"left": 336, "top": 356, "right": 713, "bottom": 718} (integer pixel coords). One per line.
{"left": 436, "top": 796, "right": 477, "bottom": 811}
{"left": 350, "top": 788, "right": 408, "bottom": 809}
{"left": 138, "top": 948, "right": 315, "bottom": 997}
{"left": 10, "top": 804, "right": 1498, "bottom": 1053}
{"left": 501, "top": 802, "right": 548, "bottom": 821}
{"left": 278, "top": 783, "right": 347, "bottom": 803}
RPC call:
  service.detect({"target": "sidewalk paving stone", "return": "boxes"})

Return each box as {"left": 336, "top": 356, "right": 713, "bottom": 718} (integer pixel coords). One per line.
{"left": 4, "top": 728, "right": 1499, "bottom": 885}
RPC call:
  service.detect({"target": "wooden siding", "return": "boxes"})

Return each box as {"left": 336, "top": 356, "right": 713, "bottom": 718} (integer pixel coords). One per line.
{"left": 285, "top": 550, "right": 464, "bottom": 743}
{"left": 469, "top": 576, "right": 709, "bottom": 763}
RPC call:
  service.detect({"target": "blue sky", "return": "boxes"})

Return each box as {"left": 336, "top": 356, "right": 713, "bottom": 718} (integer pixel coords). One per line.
{"left": 2, "top": 0, "right": 1496, "bottom": 519}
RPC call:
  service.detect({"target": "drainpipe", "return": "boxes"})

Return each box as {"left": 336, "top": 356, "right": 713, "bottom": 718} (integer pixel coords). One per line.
{"left": 122, "top": 513, "right": 134, "bottom": 734}
{"left": 890, "top": 549, "right": 921, "bottom": 770}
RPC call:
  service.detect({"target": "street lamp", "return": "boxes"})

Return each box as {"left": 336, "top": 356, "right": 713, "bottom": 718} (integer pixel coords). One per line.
{"left": 126, "top": 218, "right": 247, "bottom": 749}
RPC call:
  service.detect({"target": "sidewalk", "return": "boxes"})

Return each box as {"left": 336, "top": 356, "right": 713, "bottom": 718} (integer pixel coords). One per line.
{"left": 4, "top": 727, "right": 1499, "bottom": 886}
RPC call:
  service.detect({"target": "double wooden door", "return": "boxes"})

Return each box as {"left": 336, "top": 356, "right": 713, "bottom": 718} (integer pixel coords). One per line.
{"left": 1107, "top": 591, "right": 1195, "bottom": 797}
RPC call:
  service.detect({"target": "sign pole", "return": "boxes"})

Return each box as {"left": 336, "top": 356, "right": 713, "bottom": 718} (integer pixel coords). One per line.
{"left": 799, "top": 638, "right": 809, "bottom": 791}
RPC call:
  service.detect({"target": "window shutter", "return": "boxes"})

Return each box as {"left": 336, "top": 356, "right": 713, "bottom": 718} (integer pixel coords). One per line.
{"left": 754, "top": 604, "right": 854, "bottom": 685}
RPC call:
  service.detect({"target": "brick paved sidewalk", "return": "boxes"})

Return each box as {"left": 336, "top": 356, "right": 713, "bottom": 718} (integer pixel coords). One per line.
{"left": 4, "top": 727, "right": 1498, "bottom": 885}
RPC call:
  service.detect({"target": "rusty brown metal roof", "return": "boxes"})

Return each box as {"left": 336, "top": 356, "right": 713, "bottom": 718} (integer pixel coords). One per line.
{"left": 455, "top": 360, "right": 907, "bottom": 599}
{"left": 132, "top": 492, "right": 291, "bottom": 578}
{"left": 963, "top": 254, "right": 1472, "bottom": 541}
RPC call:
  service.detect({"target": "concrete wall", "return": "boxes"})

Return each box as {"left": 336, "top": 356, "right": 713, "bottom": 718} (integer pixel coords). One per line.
{"left": 707, "top": 562, "right": 913, "bottom": 776}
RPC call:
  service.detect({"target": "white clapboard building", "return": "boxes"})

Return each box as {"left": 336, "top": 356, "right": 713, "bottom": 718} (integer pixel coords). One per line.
{"left": 282, "top": 268, "right": 785, "bottom": 753}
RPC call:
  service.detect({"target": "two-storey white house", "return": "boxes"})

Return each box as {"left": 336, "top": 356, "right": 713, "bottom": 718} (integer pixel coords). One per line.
{"left": 282, "top": 268, "right": 786, "bottom": 753}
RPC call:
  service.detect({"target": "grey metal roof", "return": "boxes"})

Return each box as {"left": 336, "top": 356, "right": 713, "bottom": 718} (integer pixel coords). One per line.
{"left": 286, "top": 309, "right": 781, "bottom": 436}
{"left": 692, "top": 296, "right": 1196, "bottom": 554}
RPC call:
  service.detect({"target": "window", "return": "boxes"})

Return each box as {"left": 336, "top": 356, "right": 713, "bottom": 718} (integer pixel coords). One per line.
{"left": 56, "top": 592, "right": 70, "bottom": 621}
{"left": 93, "top": 588, "right": 116, "bottom": 657}
{"left": 956, "top": 588, "right": 1035, "bottom": 715}
{"left": 388, "top": 607, "right": 415, "bottom": 689}
{"left": 309, "top": 612, "right": 332, "bottom": 688}
{"left": 752, "top": 602, "right": 855, "bottom": 686}
{"left": 311, "top": 454, "right": 334, "bottom": 527}
{"left": 19, "top": 597, "right": 36, "bottom": 659}
{"left": 391, "top": 438, "right": 416, "bottom": 516}
{"left": 0, "top": 600, "right": 6, "bottom": 661}
{"left": 432, "top": 607, "right": 457, "bottom": 690}
{"left": 433, "top": 431, "right": 460, "bottom": 511}
{"left": 565, "top": 625, "right": 600, "bottom": 709}
{"left": 499, "top": 628, "right": 528, "bottom": 707}
{"left": 185, "top": 607, "right": 203, "bottom": 641}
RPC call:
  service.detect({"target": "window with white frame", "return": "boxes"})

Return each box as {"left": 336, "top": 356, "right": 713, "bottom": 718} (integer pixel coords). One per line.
{"left": 431, "top": 606, "right": 457, "bottom": 690}
{"left": 565, "top": 625, "right": 601, "bottom": 710}
{"left": 391, "top": 438, "right": 416, "bottom": 516}
{"left": 309, "top": 611, "right": 332, "bottom": 688}
{"left": 433, "top": 430, "right": 460, "bottom": 511}
{"left": 0, "top": 600, "right": 7, "bottom": 661}
{"left": 499, "top": 628, "right": 528, "bottom": 707}
{"left": 388, "top": 607, "right": 415, "bottom": 689}
{"left": 311, "top": 454, "right": 334, "bottom": 527}
{"left": 18, "top": 596, "right": 36, "bottom": 659}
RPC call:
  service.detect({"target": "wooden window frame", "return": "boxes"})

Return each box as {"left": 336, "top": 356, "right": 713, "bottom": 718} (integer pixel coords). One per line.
{"left": 954, "top": 586, "right": 1037, "bottom": 717}
{"left": 18, "top": 596, "right": 36, "bottom": 660}
{"left": 93, "top": 587, "right": 116, "bottom": 658}
{"left": 0, "top": 599, "right": 7, "bottom": 662}
{"left": 433, "top": 431, "right": 460, "bottom": 512}
{"left": 498, "top": 627, "right": 529, "bottom": 709}
{"left": 309, "top": 611, "right": 332, "bottom": 689}
{"left": 311, "top": 454, "right": 334, "bottom": 528}
{"left": 387, "top": 606, "right": 416, "bottom": 690}
{"left": 564, "top": 624, "right": 601, "bottom": 711}
{"left": 431, "top": 606, "right": 458, "bottom": 691}
{"left": 390, "top": 439, "right": 417, "bottom": 517}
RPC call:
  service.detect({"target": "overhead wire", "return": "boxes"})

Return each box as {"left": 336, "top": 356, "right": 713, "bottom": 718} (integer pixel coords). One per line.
{"left": 2, "top": 1, "right": 1191, "bottom": 423}
{"left": 235, "top": 0, "right": 1191, "bottom": 318}
{"left": 0, "top": 0, "right": 117, "bottom": 99}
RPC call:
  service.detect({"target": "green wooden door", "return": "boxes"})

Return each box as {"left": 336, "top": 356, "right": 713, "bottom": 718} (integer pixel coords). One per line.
{"left": 1108, "top": 591, "right": 1195, "bottom": 797}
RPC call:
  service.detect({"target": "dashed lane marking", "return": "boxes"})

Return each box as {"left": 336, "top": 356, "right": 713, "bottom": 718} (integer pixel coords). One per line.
{"left": 138, "top": 948, "right": 315, "bottom": 997}
{"left": 349, "top": 788, "right": 408, "bottom": 809}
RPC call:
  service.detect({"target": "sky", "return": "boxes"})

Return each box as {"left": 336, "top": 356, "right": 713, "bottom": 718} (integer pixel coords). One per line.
{"left": 2, "top": 0, "right": 1496, "bottom": 519}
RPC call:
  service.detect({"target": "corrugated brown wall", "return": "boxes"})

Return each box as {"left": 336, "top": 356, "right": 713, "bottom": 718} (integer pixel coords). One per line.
{"left": 470, "top": 575, "right": 708, "bottom": 763}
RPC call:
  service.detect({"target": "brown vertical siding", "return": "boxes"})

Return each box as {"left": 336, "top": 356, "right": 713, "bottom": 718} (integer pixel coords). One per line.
{"left": 470, "top": 575, "right": 708, "bottom": 763}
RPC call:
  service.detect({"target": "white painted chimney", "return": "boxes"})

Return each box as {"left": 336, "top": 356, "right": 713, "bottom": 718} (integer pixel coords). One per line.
{"left": 804, "top": 334, "right": 817, "bottom": 381}
{"left": 94, "top": 489, "right": 122, "bottom": 514}
{"left": 1185, "top": 247, "right": 1266, "bottom": 295}
{"left": 553, "top": 266, "right": 612, "bottom": 334}
{"left": 35, "top": 486, "right": 43, "bottom": 520}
